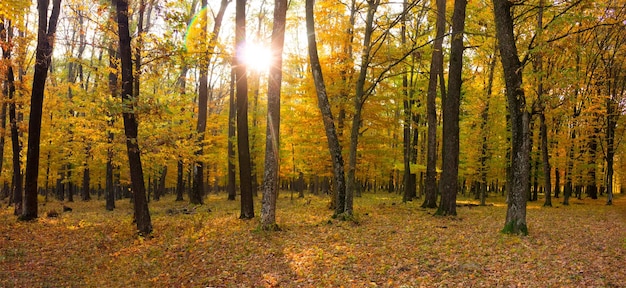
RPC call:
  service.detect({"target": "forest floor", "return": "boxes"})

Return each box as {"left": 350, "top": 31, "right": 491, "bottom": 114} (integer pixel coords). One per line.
{"left": 1, "top": 191, "right": 625, "bottom": 287}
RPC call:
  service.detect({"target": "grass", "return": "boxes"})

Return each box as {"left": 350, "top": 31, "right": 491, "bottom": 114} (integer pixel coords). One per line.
{"left": 1, "top": 192, "right": 625, "bottom": 287}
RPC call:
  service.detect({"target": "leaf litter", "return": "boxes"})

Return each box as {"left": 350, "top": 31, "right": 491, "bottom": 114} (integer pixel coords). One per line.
{"left": 1, "top": 194, "right": 625, "bottom": 287}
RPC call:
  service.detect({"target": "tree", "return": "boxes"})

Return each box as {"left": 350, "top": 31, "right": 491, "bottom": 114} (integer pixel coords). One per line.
{"left": 1, "top": 19, "right": 23, "bottom": 216}
{"left": 189, "top": 0, "right": 230, "bottom": 205}
{"left": 20, "top": 0, "right": 62, "bottom": 221}
{"left": 260, "top": 0, "right": 287, "bottom": 230}
{"left": 115, "top": 0, "right": 152, "bottom": 235}
{"left": 401, "top": 0, "right": 415, "bottom": 203}
{"left": 493, "top": 0, "right": 529, "bottom": 235}
{"left": 436, "top": 0, "right": 466, "bottom": 216}
{"left": 236, "top": 0, "right": 254, "bottom": 219}
{"left": 227, "top": 67, "right": 237, "bottom": 201}
{"left": 422, "top": 0, "right": 445, "bottom": 209}
{"left": 305, "top": 0, "right": 346, "bottom": 218}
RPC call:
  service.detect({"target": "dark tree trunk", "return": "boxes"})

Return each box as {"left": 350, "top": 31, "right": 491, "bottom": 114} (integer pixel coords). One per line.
{"left": 82, "top": 165, "right": 90, "bottom": 201}
{"left": 236, "top": 0, "right": 254, "bottom": 219}
{"left": 436, "top": 0, "right": 466, "bottom": 216}
{"left": 115, "top": 0, "right": 152, "bottom": 235}
{"left": 67, "top": 168, "right": 74, "bottom": 202}
{"left": 227, "top": 68, "right": 237, "bottom": 201}
{"left": 493, "top": 0, "right": 529, "bottom": 235}
{"left": 480, "top": 42, "right": 497, "bottom": 206}
{"left": 176, "top": 159, "right": 184, "bottom": 201}
{"left": 306, "top": 0, "right": 346, "bottom": 217}
{"left": 261, "top": 0, "right": 287, "bottom": 230}
{"left": 155, "top": 166, "right": 167, "bottom": 201}
{"left": 9, "top": 66, "right": 22, "bottom": 215}
{"left": 21, "top": 0, "right": 62, "bottom": 221}
{"left": 540, "top": 113, "right": 552, "bottom": 207}
{"left": 605, "top": 100, "right": 617, "bottom": 205}
{"left": 191, "top": 0, "right": 229, "bottom": 205}
{"left": 1, "top": 22, "right": 22, "bottom": 215}
{"left": 423, "top": 0, "right": 445, "bottom": 209}
{"left": 401, "top": 0, "right": 416, "bottom": 203}
{"left": 191, "top": 0, "right": 209, "bottom": 205}
{"left": 554, "top": 167, "right": 560, "bottom": 198}
{"left": 105, "top": 40, "right": 118, "bottom": 211}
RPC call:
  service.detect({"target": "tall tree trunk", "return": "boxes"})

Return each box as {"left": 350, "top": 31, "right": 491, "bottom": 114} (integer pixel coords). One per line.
{"left": 156, "top": 166, "right": 167, "bottom": 201}
{"left": 534, "top": 0, "right": 552, "bottom": 208}
{"left": 0, "top": 20, "right": 8, "bottom": 190}
{"left": 82, "top": 157, "right": 90, "bottom": 201}
{"left": 401, "top": 0, "right": 416, "bottom": 203}
{"left": 236, "top": 0, "right": 254, "bottom": 219}
{"left": 21, "top": 0, "right": 62, "bottom": 221}
{"left": 4, "top": 46, "right": 22, "bottom": 215}
{"left": 105, "top": 40, "right": 118, "bottom": 211}
{"left": 227, "top": 68, "right": 237, "bottom": 201}
{"left": 493, "top": 0, "right": 529, "bottom": 235}
{"left": 345, "top": 0, "right": 378, "bottom": 218}
{"left": 422, "top": 0, "right": 445, "bottom": 209}
{"left": 605, "top": 99, "right": 617, "bottom": 205}
{"left": 480, "top": 41, "right": 497, "bottom": 206}
{"left": 260, "top": 0, "right": 287, "bottom": 230}
{"left": 436, "top": 0, "right": 466, "bottom": 216}
{"left": 191, "top": 0, "right": 230, "bottom": 205}
{"left": 305, "top": 0, "right": 346, "bottom": 217}
{"left": 191, "top": 0, "right": 209, "bottom": 205}
{"left": 115, "top": 0, "right": 152, "bottom": 235}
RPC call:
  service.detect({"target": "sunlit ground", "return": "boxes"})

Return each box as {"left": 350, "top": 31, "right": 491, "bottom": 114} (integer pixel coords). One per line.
{"left": 1, "top": 191, "right": 624, "bottom": 287}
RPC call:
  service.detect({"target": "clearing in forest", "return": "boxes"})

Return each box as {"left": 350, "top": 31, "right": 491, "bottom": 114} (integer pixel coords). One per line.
{"left": 1, "top": 193, "right": 625, "bottom": 287}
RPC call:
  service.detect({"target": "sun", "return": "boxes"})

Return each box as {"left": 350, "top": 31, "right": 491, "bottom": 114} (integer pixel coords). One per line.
{"left": 241, "top": 41, "right": 273, "bottom": 72}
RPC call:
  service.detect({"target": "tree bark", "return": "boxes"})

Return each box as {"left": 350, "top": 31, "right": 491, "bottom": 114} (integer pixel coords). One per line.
{"left": 227, "top": 67, "right": 237, "bottom": 201}
{"left": 422, "top": 0, "right": 445, "bottom": 209}
{"left": 236, "top": 0, "right": 254, "bottom": 219}
{"left": 21, "top": 0, "right": 62, "bottom": 220}
{"left": 190, "top": 0, "right": 230, "bottom": 205}
{"left": 115, "top": 0, "right": 152, "bottom": 235}
{"left": 480, "top": 41, "right": 497, "bottom": 206}
{"left": 493, "top": 0, "right": 529, "bottom": 235}
{"left": 105, "top": 40, "right": 118, "bottom": 211}
{"left": 4, "top": 45, "right": 22, "bottom": 215}
{"left": 436, "top": 0, "right": 466, "bottom": 216}
{"left": 261, "top": 0, "right": 287, "bottom": 230}
{"left": 305, "top": 0, "right": 346, "bottom": 217}
{"left": 401, "top": 0, "right": 416, "bottom": 203}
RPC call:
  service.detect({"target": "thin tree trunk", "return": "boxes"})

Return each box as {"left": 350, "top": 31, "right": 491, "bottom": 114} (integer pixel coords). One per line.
{"left": 236, "top": 0, "right": 254, "bottom": 219}
{"left": 401, "top": 0, "right": 416, "bottom": 203}
{"left": 260, "top": 0, "right": 287, "bottom": 230}
{"left": 436, "top": 0, "right": 466, "bottom": 216}
{"left": 344, "top": 0, "right": 379, "bottom": 218}
{"left": 21, "top": 0, "right": 62, "bottom": 220}
{"left": 5, "top": 59, "right": 22, "bottom": 215}
{"left": 480, "top": 41, "right": 497, "bottom": 206}
{"left": 227, "top": 68, "right": 237, "bottom": 201}
{"left": 115, "top": 0, "right": 152, "bottom": 235}
{"left": 535, "top": 0, "right": 551, "bottom": 207}
{"left": 305, "top": 0, "right": 346, "bottom": 217}
{"left": 105, "top": 40, "right": 118, "bottom": 211}
{"left": 422, "top": 0, "right": 445, "bottom": 209}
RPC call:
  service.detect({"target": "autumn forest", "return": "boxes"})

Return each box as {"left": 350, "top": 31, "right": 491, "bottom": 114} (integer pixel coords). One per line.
{"left": 1, "top": 0, "right": 626, "bottom": 286}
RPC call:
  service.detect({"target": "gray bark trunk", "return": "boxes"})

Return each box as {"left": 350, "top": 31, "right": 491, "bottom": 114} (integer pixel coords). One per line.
{"left": 261, "top": 0, "right": 287, "bottom": 230}
{"left": 305, "top": 0, "right": 346, "bottom": 217}
{"left": 493, "top": 0, "right": 529, "bottom": 235}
